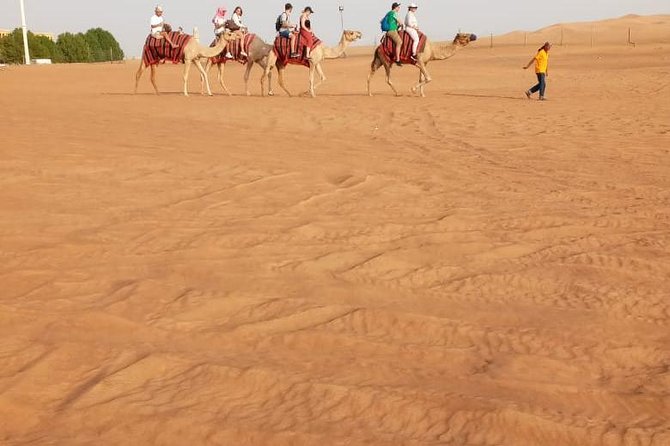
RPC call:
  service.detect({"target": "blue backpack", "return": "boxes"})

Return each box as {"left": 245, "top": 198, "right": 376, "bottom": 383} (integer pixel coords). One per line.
{"left": 380, "top": 13, "right": 391, "bottom": 32}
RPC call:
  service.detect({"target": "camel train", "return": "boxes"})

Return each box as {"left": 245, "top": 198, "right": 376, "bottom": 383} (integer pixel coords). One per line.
{"left": 133, "top": 6, "right": 477, "bottom": 98}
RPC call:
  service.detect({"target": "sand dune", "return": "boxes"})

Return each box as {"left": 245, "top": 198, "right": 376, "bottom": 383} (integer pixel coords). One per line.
{"left": 1, "top": 15, "right": 669, "bottom": 446}
{"left": 495, "top": 14, "right": 670, "bottom": 46}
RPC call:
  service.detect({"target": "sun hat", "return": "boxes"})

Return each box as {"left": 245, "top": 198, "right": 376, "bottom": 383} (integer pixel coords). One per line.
{"left": 155, "top": 5, "right": 163, "bottom": 12}
{"left": 408, "top": 3, "right": 418, "bottom": 8}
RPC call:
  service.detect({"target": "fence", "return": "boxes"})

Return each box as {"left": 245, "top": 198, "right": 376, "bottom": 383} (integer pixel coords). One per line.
{"left": 485, "top": 25, "right": 665, "bottom": 48}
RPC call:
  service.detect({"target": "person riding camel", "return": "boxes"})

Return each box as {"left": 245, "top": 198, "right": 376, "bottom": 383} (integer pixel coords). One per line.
{"left": 212, "top": 7, "right": 230, "bottom": 56}
{"left": 150, "top": 5, "right": 178, "bottom": 49}
{"left": 277, "top": 3, "right": 298, "bottom": 58}
{"left": 404, "top": 3, "right": 420, "bottom": 61}
{"left": 382, "top": 2, "right": 403, "bottom": 66}
{"left": 298, "top": 7, "right": 315, "bottom": 60}
{"left": 225, "top": 6, "right": 248, "bottom": 58}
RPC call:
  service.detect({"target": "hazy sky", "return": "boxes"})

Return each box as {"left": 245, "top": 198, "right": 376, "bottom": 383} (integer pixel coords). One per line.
{"left": 1, "top": 0, "right": 668, "bottom": 57}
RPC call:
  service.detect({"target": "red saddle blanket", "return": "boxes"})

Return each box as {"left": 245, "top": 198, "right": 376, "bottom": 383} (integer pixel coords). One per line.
{"left": 210, "top": 33, "right": 257, "bottom": 65}
{"left": 380, "top": 31, "right": 427, "bottom": 65}
{"left": 273, "top": 34, "right": 322, "bottom": 67}
{"left": 142, "top": 32, "right": 191, "bottom": 66}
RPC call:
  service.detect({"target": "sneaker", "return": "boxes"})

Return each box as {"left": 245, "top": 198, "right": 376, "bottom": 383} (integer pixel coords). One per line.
{"left": 395, "top": 61, "right": 403, "bottom": 67}
{"left": 539, "top": 96, "right": 547, "bottom": 101}
{"left": 225, "top": 52, "right": 233, "bottom": 59}
{"left": 290, "top": 52, "right": 299, "bottom": 58}
{"left": 240, "top": 51, "right": 248, "bottom": 57}
{"left": 524, "top": 90, "right": 531, "bottom": 99}
{"left": 410, "top": 55, "right": 417, "bottom": 62}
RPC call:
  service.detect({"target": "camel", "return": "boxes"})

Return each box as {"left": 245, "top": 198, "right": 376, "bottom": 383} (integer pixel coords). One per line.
{"left": 367, "top": 32, "right": 477, "bottom": 97}
{"left": 202, "top": 35, "right": 275, "bottom": 96}
{"left": 261, "top": 30, "right": 363, "bottom": 98}
{"left": 134, "top": 29, "right": 242, "bottom": 97}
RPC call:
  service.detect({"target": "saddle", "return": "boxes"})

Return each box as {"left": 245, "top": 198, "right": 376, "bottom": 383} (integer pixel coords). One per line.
{"left": 380, "top": 30, "right": 427, "bottom": 65}
{"left": 273, "top": 33, "right": 322, "bottom": 67}
{"left": 210, "top": 33, "right": 257, "bottom": 65}
{"left": 142, "top": 32, "right": 191, "bottom": 66}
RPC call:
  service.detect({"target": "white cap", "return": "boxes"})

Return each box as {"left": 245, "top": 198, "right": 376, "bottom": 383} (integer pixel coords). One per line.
{"left": 408, "top": 3, "right": 418, "bottom": 8}
{"left": 155, "top": 5, "right": 163, "bottom": 12}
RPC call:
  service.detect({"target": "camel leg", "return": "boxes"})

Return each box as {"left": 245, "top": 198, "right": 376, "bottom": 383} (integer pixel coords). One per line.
{"left": 261, "top": 54, "right": 277, "bottom": 97}
{"left": 258, "top": 59, "right": 274, "bottom": 96}
{"left": 276, "top": 66, "right": 291, "bottom": 97}
{"left": 420, "top": 62, "right": 431, "bottom": 97}
{"left": 183, "top": 61, "right": 193, "bottom": 97}
{"left": 313, "top": 63, "right": 326, "bottom": 92}
{"left": 412, "top": 71, "right": 423, "bottom": 96}
{"left": 217, "top": 62, "right": 231, "bottom": 96}
{"left": 200, "top": 61, "right": 210, "bottom": 95}
{"left": 411, "top": 62, "right": 431, "bottom": 97}
{"left": 384, "top": 63, "right": 399, "bottom": 96}
{"left": 307, "top": 63, "right": 316, "bottom": 98}
{"left": 194, "top": 58, "right": 213, "bottom": 96}
{"left": 134, "top": 60, "right": 147, "bottom": 94}
{"left": 244, "top": 61, "right": 254, "bottom": 96}
{"left": 367, "top": 54, "right": 383, "bottom": 97}
{"left": 149, "top": 64, "right": 159, "bottom": 95}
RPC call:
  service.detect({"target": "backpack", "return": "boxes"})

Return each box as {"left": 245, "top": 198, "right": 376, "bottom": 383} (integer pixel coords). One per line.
{"left": 380, "top": 13, "right": 391, "bottom": 32}
{"left": 275, "top": 13, "right": 284, "bottom": 32}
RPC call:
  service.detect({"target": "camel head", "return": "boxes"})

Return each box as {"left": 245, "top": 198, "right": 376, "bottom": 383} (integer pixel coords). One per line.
{"left": 452, "top": 33, "right": 477, "bottom": 46}
{"left": 342, "top": 30, "right": 363, "bottom": 43}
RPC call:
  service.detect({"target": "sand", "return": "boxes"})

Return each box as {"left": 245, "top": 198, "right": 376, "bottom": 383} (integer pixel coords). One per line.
{"left": 1, "top": 15, "right": 669, "bottom": 446}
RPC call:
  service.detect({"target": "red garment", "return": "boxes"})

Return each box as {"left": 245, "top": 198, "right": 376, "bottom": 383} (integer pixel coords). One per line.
{"left": 300, "top": 28, "right": 314, "bottom": 49}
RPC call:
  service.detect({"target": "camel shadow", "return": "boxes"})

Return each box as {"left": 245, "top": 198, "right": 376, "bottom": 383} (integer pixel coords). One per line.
{"left": 443, "top": 92, "right": 526, "bottom": 101}
{"left": 103, "top": 92, "right": 212, "bottom": 97}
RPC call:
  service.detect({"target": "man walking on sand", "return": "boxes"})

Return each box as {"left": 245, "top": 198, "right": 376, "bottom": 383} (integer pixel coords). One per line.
{"left": 524, "top": 41, "right": 551, "bottom": 100}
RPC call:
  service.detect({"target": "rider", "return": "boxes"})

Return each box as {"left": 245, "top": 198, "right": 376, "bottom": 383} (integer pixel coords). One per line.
{"left": 278, "top": 3, "right": 298, "bottom": 58}
{"left": 383, "top": 2, "right": 403, "bottom": 66}
{"left": 151, "top": 5, "right": 178, "bottom": 48}
{"left": 298, "top": 7, "right": 315, "bottom": 60}
{"left": 404, "top": 3, "right": 420, "bottom": 61}
{"left": 224, "top": 6, "right": 249, "bottom": 58}
{"left": 213, "top": 7, "right": 227, "bottom": 38}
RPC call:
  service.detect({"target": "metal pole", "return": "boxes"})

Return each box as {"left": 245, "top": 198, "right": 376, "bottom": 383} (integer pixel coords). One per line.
{"left": 490, "top": 33, "right": 493, "bottom": 49}
{"left": 338, "top": 6, "right": 346, "bottom": 58}
{"left": 19, "top": 0, "right": 31, "bottom": 65}
{"left": 338, "top": 6, "right": 344, "bottom": 32}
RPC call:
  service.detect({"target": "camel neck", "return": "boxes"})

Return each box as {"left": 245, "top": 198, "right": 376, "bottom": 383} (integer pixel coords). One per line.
{"left": 323, "top": 35, "right": 349, "bottom": 59}
{"left": 432, "top": 42, "right": 461, "bottom": 60}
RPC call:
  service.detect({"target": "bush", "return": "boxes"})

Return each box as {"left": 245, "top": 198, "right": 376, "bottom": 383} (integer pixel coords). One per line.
{"left": 0, "top": 27, "right": 123, "bottom": 64}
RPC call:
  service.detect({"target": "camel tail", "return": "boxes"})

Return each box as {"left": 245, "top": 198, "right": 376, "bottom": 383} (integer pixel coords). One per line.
{"left": 193, "top": 27, "right": 199, "bottom": 42}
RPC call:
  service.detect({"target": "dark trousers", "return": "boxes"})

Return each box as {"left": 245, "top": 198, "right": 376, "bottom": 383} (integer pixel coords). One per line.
{"left": 529, "top": 72, "right": 546, "bottom": 97}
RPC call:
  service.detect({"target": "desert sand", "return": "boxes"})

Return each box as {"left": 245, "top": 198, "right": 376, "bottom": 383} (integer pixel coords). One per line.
{"left": 1, "top": 15, "right": 669, "bottom": 446}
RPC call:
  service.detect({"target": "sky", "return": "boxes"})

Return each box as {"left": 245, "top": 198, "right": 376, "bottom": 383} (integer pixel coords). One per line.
{"left": 1, "top": 0, "right": 668, "bottom": 57}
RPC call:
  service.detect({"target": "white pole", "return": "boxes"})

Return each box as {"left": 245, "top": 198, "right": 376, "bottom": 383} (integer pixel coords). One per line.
{"left": 19, "top": 0, "right": 31, "bottom": 65}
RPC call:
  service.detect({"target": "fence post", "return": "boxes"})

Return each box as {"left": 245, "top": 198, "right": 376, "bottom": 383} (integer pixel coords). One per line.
{"left": 524, "top": 32, "right": 527, "bottom": 46}
{"left": 560, "top": 27, "right": 564, "bottom": 46}
{"left": 490, "top": 33, "right": 493, "bottom": 48}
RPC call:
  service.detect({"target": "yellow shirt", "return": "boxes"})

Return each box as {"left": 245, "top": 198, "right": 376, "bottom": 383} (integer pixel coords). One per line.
{"left": 534, "top": 49, "right": 549, "bottom": 73}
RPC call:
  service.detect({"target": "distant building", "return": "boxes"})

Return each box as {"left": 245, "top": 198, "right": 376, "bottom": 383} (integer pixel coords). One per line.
{"left": 0, "top": 29, "right": 55, "bottom": 41}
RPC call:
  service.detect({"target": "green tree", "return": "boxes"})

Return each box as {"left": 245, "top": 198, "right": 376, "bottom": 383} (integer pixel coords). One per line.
{"left": 84, "top": 29, "right": 105, "bottom": 61}
{"left": 56, "top": 32, "right": 91, "bottom": 63}
{"left": 85, "top": 28, "right": 124, "bottom": 61}
{"left": 0, "top": 29, "right": 26, "bottom": 63}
